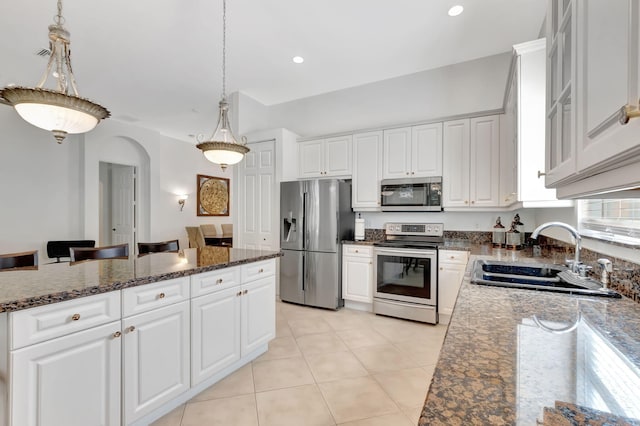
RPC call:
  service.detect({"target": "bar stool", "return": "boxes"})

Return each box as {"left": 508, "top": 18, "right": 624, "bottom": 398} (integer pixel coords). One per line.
{"left": 70, "top": 244, "right": 129, "bottom": 263}
{"left": 0, "top": 250, "right": 38, "bottom": 271}
{"left": 137, "top": 240, "right": 179, "bottom": 255}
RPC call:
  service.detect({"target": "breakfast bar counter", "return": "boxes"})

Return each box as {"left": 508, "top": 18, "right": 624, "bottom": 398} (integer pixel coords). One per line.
{"left": 0, "top": 247, "right": 282, "bottom": 312}
{"left": 419, "top": 254, "right": 640, "bottom": 425}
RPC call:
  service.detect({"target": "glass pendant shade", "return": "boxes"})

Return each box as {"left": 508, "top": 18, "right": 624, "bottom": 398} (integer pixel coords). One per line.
{"left": 196, "top": 99, "right": 249, "bottom": 171}
{"left": 0, "top": 1, "right": 109, "bottom": 143}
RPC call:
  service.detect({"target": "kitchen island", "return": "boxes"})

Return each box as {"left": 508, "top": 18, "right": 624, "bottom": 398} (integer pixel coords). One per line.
{"left": 420, "top": 253, "right": 640, "bottom": 425}
{"left": 0, "top": 247, "right": 281, "bottom": 426}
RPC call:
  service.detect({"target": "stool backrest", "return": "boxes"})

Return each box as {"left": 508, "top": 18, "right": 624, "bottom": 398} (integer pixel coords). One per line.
{"left": 137, "top": 240, "right": 179, "bottom": 255}
{"left": 0, "top": 250, "right": 38, "bottom": 271}
{"left": 70, "top": 244, "right": 129, "bottom": 263}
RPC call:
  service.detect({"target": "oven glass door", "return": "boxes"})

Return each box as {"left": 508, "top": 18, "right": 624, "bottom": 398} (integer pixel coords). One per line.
{"left": 374, "top": 248, "right": 437, "bottom": 305}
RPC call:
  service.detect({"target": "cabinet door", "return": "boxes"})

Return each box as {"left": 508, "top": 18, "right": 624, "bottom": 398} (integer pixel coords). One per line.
{"left": 412, "top": 123, "right": 443, "bottom": 177}
{"left": 438, "top": 262, "right": 466, "bottom": 318}
{"left": 241, "top": 276, "right": 276, "bottom": 356}
{"left": 545, "top": 0, "right": 576, "bottom": 186}
{"left": 443, "top": 119, "right": 470, "bottom": 207}
{"left": 191, "top": 287, "right": 241, "bottom": 385}
{"left": 299, "top": 139, "right": 324, "bottom": 178}
{"left": 470, "top": 115, "right": 501, "bottom": 207}
{"left": 576, "top": 0, "right": 640, "bottom": 173}
{"left": 123, "top": 301, "right": 190, "bottom": 424}
{"left": 11, "top": 321, "right": 121, "bottom": 426}
{"left": 382, "top": 127, "right": 412, "bottom": 178}
{"left": 325, "top": 135, "right": 353, "bottom": 176}
{"left": 352, "top": 131, "right": 383, "bottom": 209}
{"left": 342, "top": 256, "right": 373, "bottom": 303}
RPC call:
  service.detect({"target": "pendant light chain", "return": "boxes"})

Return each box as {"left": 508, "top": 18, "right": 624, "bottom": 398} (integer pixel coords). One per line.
{"left": 55, "top": 0, "right": 65, "bottom": 25}
{"left": 221, "top": 0, "right": 227, "bottom": 100}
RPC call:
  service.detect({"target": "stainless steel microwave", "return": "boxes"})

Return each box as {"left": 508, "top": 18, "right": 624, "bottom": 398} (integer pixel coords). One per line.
{"left": 380, "top": 177, "right": 443, "bottom": 211}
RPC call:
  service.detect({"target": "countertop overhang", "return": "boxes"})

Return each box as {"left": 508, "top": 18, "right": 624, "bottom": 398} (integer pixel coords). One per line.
{"left": 0, "top": 247, "right": 282, "bottom": 313}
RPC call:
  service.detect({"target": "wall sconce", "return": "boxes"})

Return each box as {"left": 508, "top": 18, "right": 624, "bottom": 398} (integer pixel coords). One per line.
{"left": 178, "top": 195, "right": 188, "bottom": 211}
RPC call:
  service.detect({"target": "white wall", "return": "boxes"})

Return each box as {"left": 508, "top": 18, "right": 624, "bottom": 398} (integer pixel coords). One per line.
{"left": 0, "top": 107, "right": 236, "bottom": 260}
{"left": 263, "top": 52, "right": 512, "bottom": 138}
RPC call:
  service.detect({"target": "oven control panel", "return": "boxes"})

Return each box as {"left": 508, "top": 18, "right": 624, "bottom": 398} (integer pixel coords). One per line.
{"left": 384, "top": 222, "right": 444, "bottom": 237}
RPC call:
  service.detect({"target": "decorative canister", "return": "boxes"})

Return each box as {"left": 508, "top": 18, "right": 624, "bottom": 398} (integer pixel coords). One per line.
{"left": 513, "top": 214, "right": 525, "bottom": 246}
{"left": 492, "top": 217, "right": 506, "bottom": 248}
{"left": 505, "top": 221, "right": 521, "bottom": 250}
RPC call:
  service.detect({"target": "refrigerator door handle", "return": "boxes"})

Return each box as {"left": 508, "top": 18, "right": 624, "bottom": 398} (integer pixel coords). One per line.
{"left": 302, "top": 253, "right": 305, "bottom": 291}
{"left": 303, "top": 191, "right": 308, "bottom": 250}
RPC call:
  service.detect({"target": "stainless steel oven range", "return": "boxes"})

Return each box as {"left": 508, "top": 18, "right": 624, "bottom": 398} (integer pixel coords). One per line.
{"left": 373, "top": 222, "right": 443, "bottom": 324}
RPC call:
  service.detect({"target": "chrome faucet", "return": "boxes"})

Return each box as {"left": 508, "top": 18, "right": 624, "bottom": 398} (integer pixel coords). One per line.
{"left": 530, "top": 222, "right": 582, "bottom": 274}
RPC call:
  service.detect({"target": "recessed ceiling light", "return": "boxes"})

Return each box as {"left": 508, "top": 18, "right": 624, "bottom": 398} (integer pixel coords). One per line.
{"left": 448, "top": 5, "right": 464, "bottom": 16}
{"left": 292, "top": 56, "right": 304, "bottom": 64}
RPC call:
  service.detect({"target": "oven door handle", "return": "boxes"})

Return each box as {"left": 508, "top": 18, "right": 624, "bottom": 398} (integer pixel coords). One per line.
{"left": 375, "top": 248, "right": 437, "bottom": 257}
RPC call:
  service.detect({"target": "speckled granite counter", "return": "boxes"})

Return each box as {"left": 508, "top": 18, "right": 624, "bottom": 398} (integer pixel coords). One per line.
{"left": 0, "top": 247, "right": 281, "bottom": 312}
{"left": 420, "top": 253, "right": 640, "bottom": 425}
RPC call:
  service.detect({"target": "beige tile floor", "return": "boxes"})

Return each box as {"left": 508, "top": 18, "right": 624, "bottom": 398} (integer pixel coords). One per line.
{"left": 151, "top": 300, "right": 447, "bottom": 426}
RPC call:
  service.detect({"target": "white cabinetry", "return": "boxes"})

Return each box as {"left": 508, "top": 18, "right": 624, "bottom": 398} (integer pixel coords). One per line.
{"left": 9, "top": 293, "right": 122, "bottom": 426}
{"left": 443, "top": 116, "right": 500, "bottom": 209}
{"left": 122, "top": 278, "right": 190, "bottom": 424}
{"left": 352, "top": 131, "right": 383, "bottom": 210}
{"left": 191, "top": 260, "right": 275, "bottom": 386}
{"left": 382, "top": 124, "right": 442, "bottom": 179}
{"left": 546, "top": 0, "right": 640, "bottom": 197}
{"left": 438, "top": 250, "right": 469, "bottom": 324}
{"left": 502, "top": 39, "right": 571, "bottom": 208}
{"left": 299, "top": 135, "right": 352, "bottom": 178}
{"left": 342, "top": 245, "right": 374, "bottom": 306}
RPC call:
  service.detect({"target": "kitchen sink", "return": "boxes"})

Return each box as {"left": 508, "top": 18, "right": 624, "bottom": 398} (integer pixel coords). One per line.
{"left": 471, "top": 260, "right": 621, "bottom": 298}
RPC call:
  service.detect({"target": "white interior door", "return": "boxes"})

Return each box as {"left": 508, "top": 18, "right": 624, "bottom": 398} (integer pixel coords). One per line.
{"left": 110, "top": 164, "right": 135, "bottom": 249}
{"left": 239, "top": 140, "right": 275, "bottom": 250}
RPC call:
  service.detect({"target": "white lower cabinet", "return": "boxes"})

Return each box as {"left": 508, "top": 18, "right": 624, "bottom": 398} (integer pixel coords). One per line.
{"left": 191, "top": 261, "right": 276, "bottom": 386}
{"left": 10, "top": 320, "right": 122, "bottom": 426}
{"left": 438, "top": 250, "right": 469, "bottom": 323}
{"left": 122, "top": 301, "right": 190, "bottom": 424}
{"left": 191, "top": 287, "right": 241, "bottom": 385}
{"left": 342, "top": 245, "right": 374, "bottom": 305}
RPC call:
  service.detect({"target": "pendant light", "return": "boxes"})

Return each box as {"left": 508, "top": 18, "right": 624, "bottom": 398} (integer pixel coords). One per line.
{"left": 0, "top": 0, "right": 110, "bottom": 143}
{"left": 196, "top": 0, "right": 249, "bottom": 171}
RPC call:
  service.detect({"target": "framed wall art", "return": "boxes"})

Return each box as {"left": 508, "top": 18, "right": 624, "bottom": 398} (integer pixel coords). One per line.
{"left": 197, "top": 174, "right": 230, "bottom": 216}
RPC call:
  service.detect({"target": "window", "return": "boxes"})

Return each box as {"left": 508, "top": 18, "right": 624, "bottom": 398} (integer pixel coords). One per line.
{"left": 578, "top": 199, "right": 640, "bottom": 246}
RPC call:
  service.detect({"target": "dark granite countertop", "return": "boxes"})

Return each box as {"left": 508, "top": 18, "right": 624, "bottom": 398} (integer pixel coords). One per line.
{"left": 420, "top": 253, "right": 640, "bottom": 425}
{"left": 0, "top": 247, "right": 281, "bottom": 313}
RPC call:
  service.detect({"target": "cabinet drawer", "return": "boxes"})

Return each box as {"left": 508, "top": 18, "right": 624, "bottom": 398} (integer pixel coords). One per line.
{"left": 122, "top": 277, "right": 189, "bottom": 317}
{"left": 10, "top": 291, "right": 121, "bottom": 350}
{"left": 241, "top": 259, "right": 276, "bottom": 283}
{"left": 191, "top": 266, "right": 241, "bottom": 297}
{"left": 439, "top": 250, "right": 469, "bottom": 265}
{"left": 343, "top": 245, "right": 373, "bottom": 257}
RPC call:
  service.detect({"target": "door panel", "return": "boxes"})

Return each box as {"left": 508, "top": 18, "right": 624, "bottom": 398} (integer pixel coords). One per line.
{"left": 280, "top": 181, "right": 304, "bottom": 251}
{"left": 304, "top": 180, "right": 338, "bottom": 253}
{"left": 279, "top": 249, "right": 304, "bottom": 304}
{"left": 304, "top": 251, "right": 339, "bottom": 309}
{"left": 242, "top": 142, "right": 276, "bottom": 250}
{"left": 110, "top": 164, "right": 135, "bottom": 248}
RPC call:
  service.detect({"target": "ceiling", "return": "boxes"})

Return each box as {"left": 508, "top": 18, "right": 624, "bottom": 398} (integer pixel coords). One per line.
{"left": 0, "top": 0, "right": 546, "bottom": 142}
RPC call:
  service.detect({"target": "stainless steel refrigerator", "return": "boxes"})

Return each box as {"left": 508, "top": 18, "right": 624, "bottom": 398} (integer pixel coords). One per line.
{"left": 280, "top": 179, "right": 354, "bottom": 309}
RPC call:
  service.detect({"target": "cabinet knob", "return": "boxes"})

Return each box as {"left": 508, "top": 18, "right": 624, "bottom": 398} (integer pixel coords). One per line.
{"left": 258, "top": 268, "right": 264, "bottom": 273}
{"left": 619, "top": 104, "right": 640, "bottom": 125}
{"left": 237, "top": 291, "right": 242, "bottom": 296}
{"left": 406, "top": 172, "right": 410, "bottom": 175}
{"left": 71, "top": 313, "right": 81, "bottom": 321}
{"left": 243, "top": 289, "right": 248, "bottom": 295}
{"left": 126, "top": 326, "right": 136, "bottom": 333}
{"left": 158, "top": 292, "right": 166, "bottom": 299}
{"left": 537, "top": 170, "right": 546, "bottom": 179}
{"left": 464, "top": 200, "right": 468, "bottom": 204}
{"left": 369, "top": 261, "right": 373, "bottom": 265}
{"left": 440, "top": 267, "right": 443, "bottom": 271}
{"left": 355, "top": 250, "right": 359, "bottom": 253}
{"left": 112, "top": 331, "right": 122, "bottom": 338}
{"left": 216, "top": 278, "right": 223, "bottom": 284}
{"left": 450, "top": 256, "right": 455, "bottom": 259}
{"left": 411, "top": 172, "right": 415, "bottom": 175}
{"left": 471, "top": 200, "right": 475, "bottom": 204}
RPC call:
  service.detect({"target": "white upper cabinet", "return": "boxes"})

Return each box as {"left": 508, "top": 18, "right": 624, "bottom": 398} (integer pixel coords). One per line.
{"left": 299, "top": 135, "right": 352, "bottom": 178}
{"left": 546, "top": 0, "right": 640, "bottom": 196}
{"left": 352, "top": 131, "right": 383, "bottom": 210}
{"left": 545, "top": 0, "right": 577, "bottom": 187}
{"left": 504, "top": 39, "right": 571, "bottom": 207}
{"left": 443, "top": 116, "right": 501, "bottom": 209}
{"left": 382, "top": 124, "right": 443, "bottom": 179}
